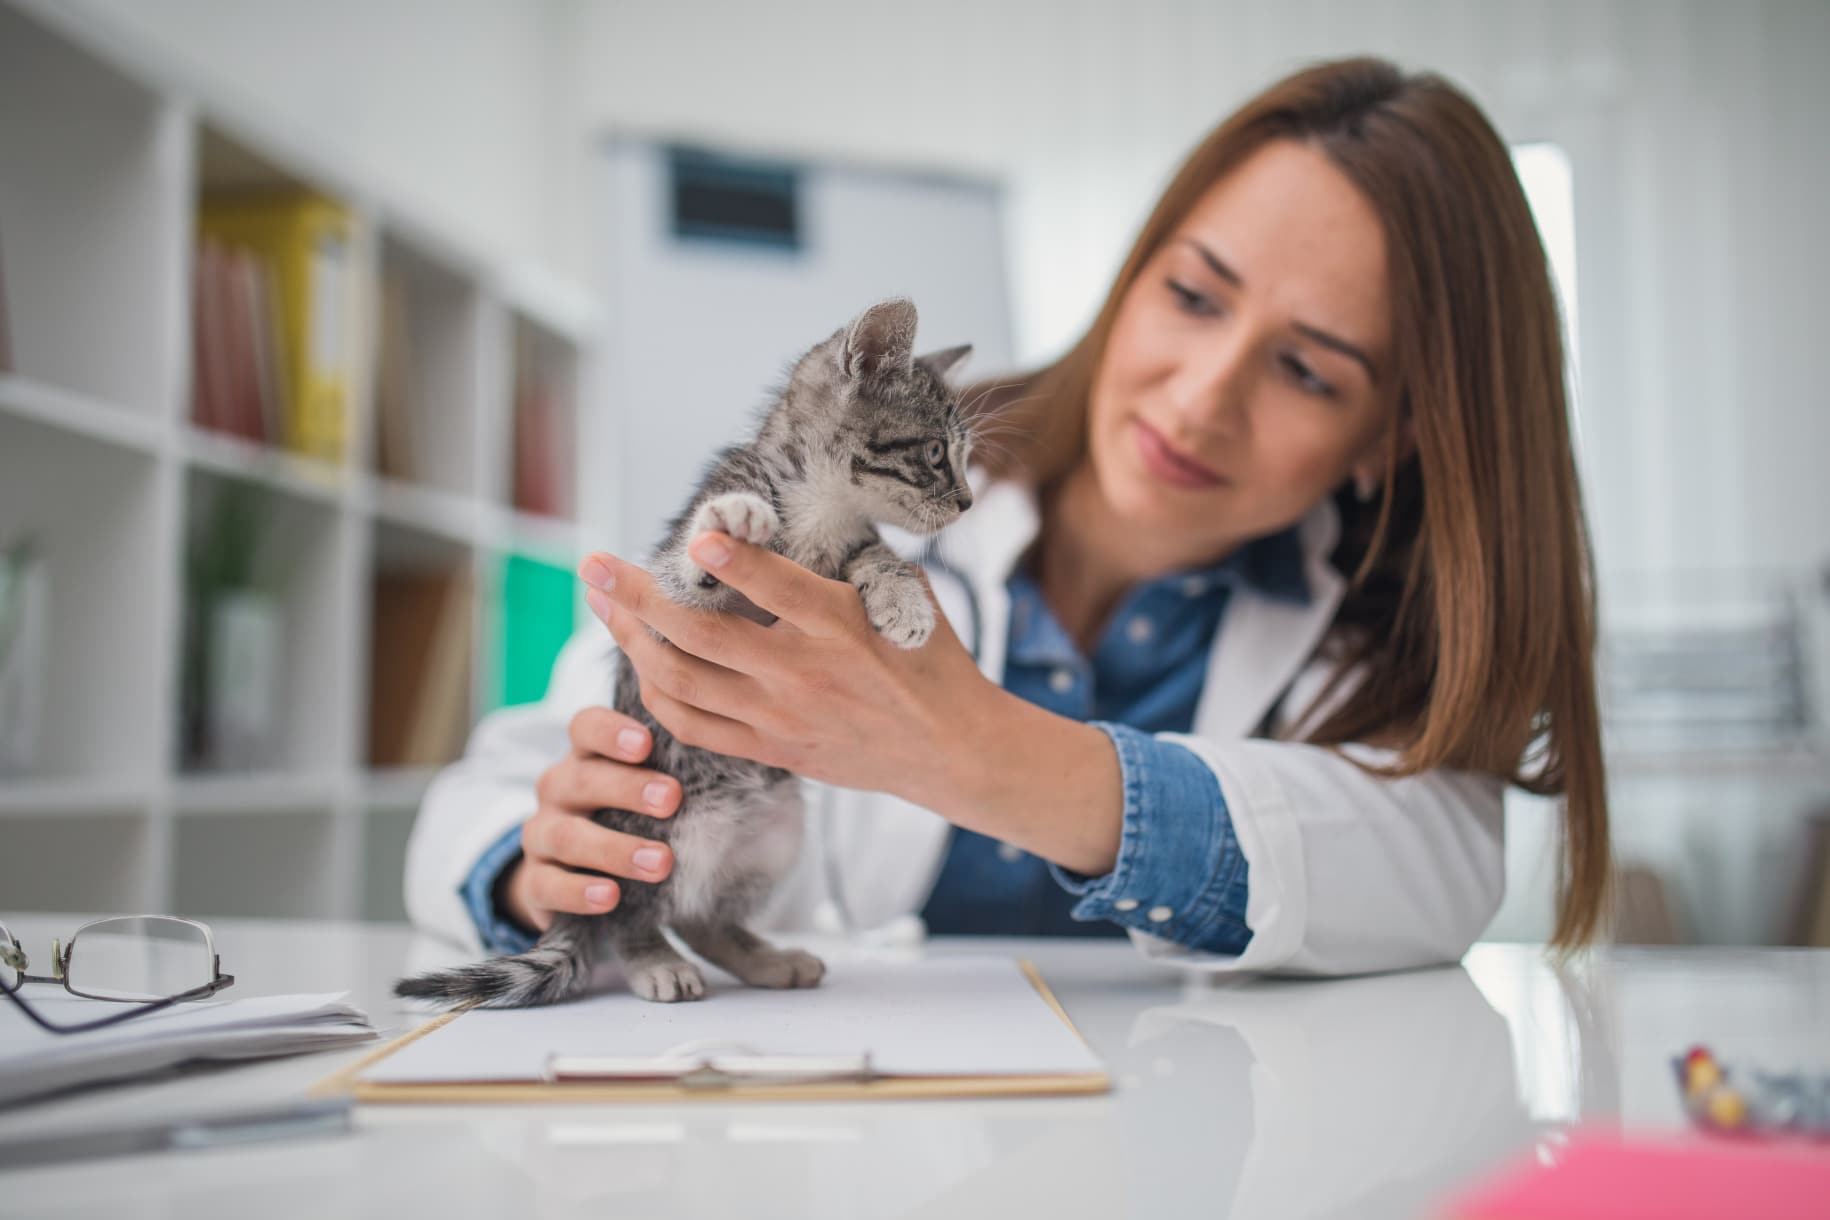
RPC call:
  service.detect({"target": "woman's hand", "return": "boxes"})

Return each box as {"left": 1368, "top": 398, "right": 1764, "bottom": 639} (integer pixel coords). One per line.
{"left": 576, "top": 535, "right": 990, "bottom": 810}
{"left": 499, "top": 707, "right": 681, "bottom": 934}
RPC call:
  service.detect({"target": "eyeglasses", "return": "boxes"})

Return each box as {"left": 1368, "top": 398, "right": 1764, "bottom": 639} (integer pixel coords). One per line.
{"left": 0, "top": 915, "right": 236, "bottom": 1035}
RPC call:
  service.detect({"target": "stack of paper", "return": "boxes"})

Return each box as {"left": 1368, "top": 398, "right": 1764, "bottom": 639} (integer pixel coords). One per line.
{"left": 0, "top": 990, "right": 378, "bottom": 1107}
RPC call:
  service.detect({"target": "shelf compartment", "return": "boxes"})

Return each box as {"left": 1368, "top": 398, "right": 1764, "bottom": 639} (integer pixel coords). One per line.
{"left": 192, "top": 122, "right": 363, "bottom": 466}
{"left": 367, "top": 524, "right": 476, "bottom": 772}
{"left": 504, "top": 314, "right": 578, "bottom": 523}
{"left": 0, "top": 412, "right": 167, "bottom": 783}
{"left": 177, "top": 468, "right": 345, "bottom": 776}
{"left": 0, "top": 3, "right": 185, "bottom": 416}
{"left": 372, "top": 232, "right": 487, "bottom": 497}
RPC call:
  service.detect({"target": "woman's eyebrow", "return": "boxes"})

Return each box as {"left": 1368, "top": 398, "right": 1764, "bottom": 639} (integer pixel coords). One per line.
{"left": 1293, "top": 322, "right": 1377, "bottom": 382}
{"left": 1178, "top": 237, "right": 1378, "bottom": 382}
{"left": 1180, "top": 237, "right": 1243, "bottom": 287}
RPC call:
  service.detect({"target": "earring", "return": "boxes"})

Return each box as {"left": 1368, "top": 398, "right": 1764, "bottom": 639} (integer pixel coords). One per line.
{"left": 1354, "top": 471, "right": 1378, "bottom": 503}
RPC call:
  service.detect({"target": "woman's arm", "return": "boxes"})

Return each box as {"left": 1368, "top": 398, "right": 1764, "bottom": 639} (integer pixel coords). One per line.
{"left": 584, "top": 534, "right": 1131, "bottom": 875}
{"left": 589, "top": 533, "right": 1506, "bottom": 974}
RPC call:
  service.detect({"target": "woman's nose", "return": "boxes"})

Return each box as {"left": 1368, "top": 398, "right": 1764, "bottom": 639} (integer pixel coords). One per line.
{"left": 1169, "top": 335, "right": 1254, "bottom": 435}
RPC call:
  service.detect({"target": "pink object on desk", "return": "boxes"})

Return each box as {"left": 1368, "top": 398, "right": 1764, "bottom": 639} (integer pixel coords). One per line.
{"left": 1447, "top": 1131, "right": 1830, "bottom": 1220}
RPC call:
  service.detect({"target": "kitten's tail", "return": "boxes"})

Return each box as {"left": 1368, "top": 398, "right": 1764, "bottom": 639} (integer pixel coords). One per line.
{"left": 393, "top": 913, "right": 600, "bottom": 1008}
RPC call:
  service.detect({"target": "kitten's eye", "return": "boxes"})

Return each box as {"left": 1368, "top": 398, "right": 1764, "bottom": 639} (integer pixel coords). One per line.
{"left": 925, "top": 439, "right": 946, "bottom": 467}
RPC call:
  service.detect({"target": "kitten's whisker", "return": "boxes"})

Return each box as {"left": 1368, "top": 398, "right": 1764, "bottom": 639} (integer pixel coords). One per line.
{"left": 960, "top": 377, "right": 1032, "bottom": 419}
{"left": 974, "top": 389, "right": 1049, "bottom": 415}
{"left": 965, "top": 438, "right": 1015, "bottom": 463}
{"left": 965, "top": 395, "right": 1049, "bottom": 439}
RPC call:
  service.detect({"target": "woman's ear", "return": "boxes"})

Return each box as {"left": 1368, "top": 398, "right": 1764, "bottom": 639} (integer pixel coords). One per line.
{"left": 1349, "top": 413, "right": 1416, "bottom": 501}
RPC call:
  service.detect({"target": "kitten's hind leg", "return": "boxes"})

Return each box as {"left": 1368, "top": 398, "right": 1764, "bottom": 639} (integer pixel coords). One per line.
{"left": 675, "top": 921, "right": 825, "bottom": 990}
{"left": 611, "top": 924, "right": 707, "bottom": 1003}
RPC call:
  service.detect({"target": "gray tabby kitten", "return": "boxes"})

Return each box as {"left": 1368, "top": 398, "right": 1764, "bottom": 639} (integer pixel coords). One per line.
{"left": 396, "top": 297, "right": 974, "bottom": 1006}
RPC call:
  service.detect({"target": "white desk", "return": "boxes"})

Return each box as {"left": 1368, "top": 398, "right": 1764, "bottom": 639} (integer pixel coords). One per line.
{"left": 1, "top": 915, "right": 1826, "bottom": 1219}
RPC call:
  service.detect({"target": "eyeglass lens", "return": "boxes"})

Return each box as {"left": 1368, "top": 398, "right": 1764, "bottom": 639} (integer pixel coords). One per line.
{"left": 65, "top": 917, "right": 215, "bottom": 1002}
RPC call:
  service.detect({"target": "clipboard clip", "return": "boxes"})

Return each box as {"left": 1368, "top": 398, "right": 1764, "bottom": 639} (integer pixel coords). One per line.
{"left": 543, "top": 1040, "right": 875, "bottom": 1090}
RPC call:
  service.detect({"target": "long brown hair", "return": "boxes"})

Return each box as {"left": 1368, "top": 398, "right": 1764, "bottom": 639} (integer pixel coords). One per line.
{"left": 972, "top": 57, "right": 1610, "bottom": 949}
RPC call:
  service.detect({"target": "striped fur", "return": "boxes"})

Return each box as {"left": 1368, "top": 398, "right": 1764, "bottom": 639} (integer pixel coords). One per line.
{"left": 394, "top": 299, "right": 974, "bottom": 1007}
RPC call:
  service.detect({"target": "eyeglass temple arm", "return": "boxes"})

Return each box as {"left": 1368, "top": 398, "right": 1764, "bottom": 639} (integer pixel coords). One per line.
{"left": 1, "top": 981, "right": 192, "bottom": 1034}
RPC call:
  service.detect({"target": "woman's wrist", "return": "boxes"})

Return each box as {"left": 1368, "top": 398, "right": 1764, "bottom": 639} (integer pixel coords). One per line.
{"left": 495, "top": 854, "right": 541, "bottom": 935}
{"left": 910, "top": 681, "right": 1125, "bottom": 877}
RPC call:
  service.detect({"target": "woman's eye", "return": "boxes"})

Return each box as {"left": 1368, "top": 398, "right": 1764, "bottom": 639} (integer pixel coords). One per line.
{"left": 925, "top": 439, "right": 946, "bottom": 466}
{"left": 1281, "top": 353, "right": 1334, "bottom": 398}
{"left": 1167, "top": 280, "right": 1217, "bottom": 316}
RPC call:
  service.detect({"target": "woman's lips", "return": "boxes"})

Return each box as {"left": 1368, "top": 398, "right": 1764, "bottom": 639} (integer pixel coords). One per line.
{"left": 1133, "top": 419, "right": 1225, "bottom": 489}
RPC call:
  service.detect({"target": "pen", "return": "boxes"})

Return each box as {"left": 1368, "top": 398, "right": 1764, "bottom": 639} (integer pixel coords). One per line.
{"left": 0, "top": 1096, "right": 354, "bottom": 1171}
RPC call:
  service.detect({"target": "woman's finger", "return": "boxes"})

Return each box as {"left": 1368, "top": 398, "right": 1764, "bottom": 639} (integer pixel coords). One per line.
{"left": 638, "top": 684, "right": 769, "bottom": 763}
{"left": 580, "top": 553, "right": 772, "bottom": 669}
{"left": 536, "top": 752, "right": 679, "bottom": 818}
{"left": 605, "top": 603, "right": 755, "bottom": 718}
{"left": 568, "top": 706, "right": 654, "bottom": 764}
{"left": 686, "top": 533, "right": 858, "bottom": 638}
{"left": 528, "top": 809, "right": 674, "bottom": 883}
{"left": 523, "top": 863, "right": 621, "bottom": 923}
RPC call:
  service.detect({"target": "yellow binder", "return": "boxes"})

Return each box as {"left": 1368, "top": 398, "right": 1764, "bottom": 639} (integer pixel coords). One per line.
{"left": 198, "top": 191, "right": 355, "bottom": 463}
{"left": 312, "top": 958, "right": 1110, "bottom": 1104}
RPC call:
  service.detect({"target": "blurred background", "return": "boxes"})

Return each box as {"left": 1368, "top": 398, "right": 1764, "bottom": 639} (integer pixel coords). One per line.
{"left": 0, "top": 0, "right": 1825, "bottom": 947}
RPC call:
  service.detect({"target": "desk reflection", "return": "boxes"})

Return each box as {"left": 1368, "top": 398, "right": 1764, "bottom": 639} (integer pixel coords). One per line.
{"left": 1111, "top": 964, "right": 1599, "bottom": 1219}
{"left": 390, "top": 936, "right": 1615, "bottom": 1220}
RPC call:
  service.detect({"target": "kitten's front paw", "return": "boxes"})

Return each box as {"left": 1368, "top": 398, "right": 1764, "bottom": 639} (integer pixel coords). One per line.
{"left": 859, "top": 574, "right": 935, "bottom": 649}
{"left": 695, "top": 493, "right": 778, "bottom": 546}
{"left": 628, "top": 960, "right": 707, "bottom": 1003}
{"left": 684, "top": 494, "right": 780, "bottom": 588}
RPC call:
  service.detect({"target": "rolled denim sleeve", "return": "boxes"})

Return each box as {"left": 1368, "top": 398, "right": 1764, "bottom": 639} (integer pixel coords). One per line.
{"left": 460, "top": 823, "right": 540, "bottom": 954}
{"left": 1048, "top": 722, "right": 1253, "bottom": 955}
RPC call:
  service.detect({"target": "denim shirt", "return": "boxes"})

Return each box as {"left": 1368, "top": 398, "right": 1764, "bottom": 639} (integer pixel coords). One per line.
{"left": 919, "top": 528, "right": 1309, "bottom": 952}
{"left": 461, "top": 529, "right": 1308, "bottom": 956}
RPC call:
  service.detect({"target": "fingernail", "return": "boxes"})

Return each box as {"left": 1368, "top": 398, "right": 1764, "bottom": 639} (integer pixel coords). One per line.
{"left": 695, "top": 537, "right": 731, "bottom": 569}
{"left": 586, "top": 588, "right": 612, "bottom": 620}
{"left": 579, "top": 557, "right": 615, "bottom": 591}
{"left": 642, "top": 782, "right": 670, "bottom": 810}
{"left": 585, "top": 883, "right": 615, "bottom": 907}
{"left": 617, "top": 728, "right": 648, "bottom": 756}
{"left": 633, "top": 846, "right": 668, "bottom": 874}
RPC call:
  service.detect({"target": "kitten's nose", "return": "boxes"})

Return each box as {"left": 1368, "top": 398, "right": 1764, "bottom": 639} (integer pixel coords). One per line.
{"left": 957, "top": 492, "right": 974, "bottom": 512}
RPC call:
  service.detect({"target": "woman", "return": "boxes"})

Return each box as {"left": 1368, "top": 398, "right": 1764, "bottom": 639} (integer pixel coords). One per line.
{"left": 404, "top": 56, "right": 1609, "bottom": 975}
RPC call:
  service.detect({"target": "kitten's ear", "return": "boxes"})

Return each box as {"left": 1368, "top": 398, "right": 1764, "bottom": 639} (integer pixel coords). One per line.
{"left": 841, "top": 297, "right": 918, "bottom": 381}
{"left": 917, "top": 344, "right": 973, "bottom": 381}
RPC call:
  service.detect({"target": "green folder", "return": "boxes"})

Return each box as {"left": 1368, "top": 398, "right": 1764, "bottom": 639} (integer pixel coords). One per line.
{"left": 496, "top": 554, "right": 575, "bottom": 709}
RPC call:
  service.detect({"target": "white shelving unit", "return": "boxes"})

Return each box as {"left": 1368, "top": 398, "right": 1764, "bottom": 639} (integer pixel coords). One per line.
{"left": 0, "top": 0, "right": 598, "bottom": 923}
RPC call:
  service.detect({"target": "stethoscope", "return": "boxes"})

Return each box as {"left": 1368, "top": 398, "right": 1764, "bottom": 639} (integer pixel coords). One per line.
{"left": 809, "top": 547, "right": 982, "bottom": 948}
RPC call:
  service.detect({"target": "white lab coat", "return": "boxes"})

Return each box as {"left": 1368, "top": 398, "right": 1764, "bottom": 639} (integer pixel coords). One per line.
{"left": 404, "top": 479, "right": 1506, "bottom": 976}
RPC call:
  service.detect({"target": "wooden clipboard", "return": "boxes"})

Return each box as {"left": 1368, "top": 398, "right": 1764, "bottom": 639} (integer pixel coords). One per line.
{"left": 312, "top": 960, "right": 1110, "bottom": 1104}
